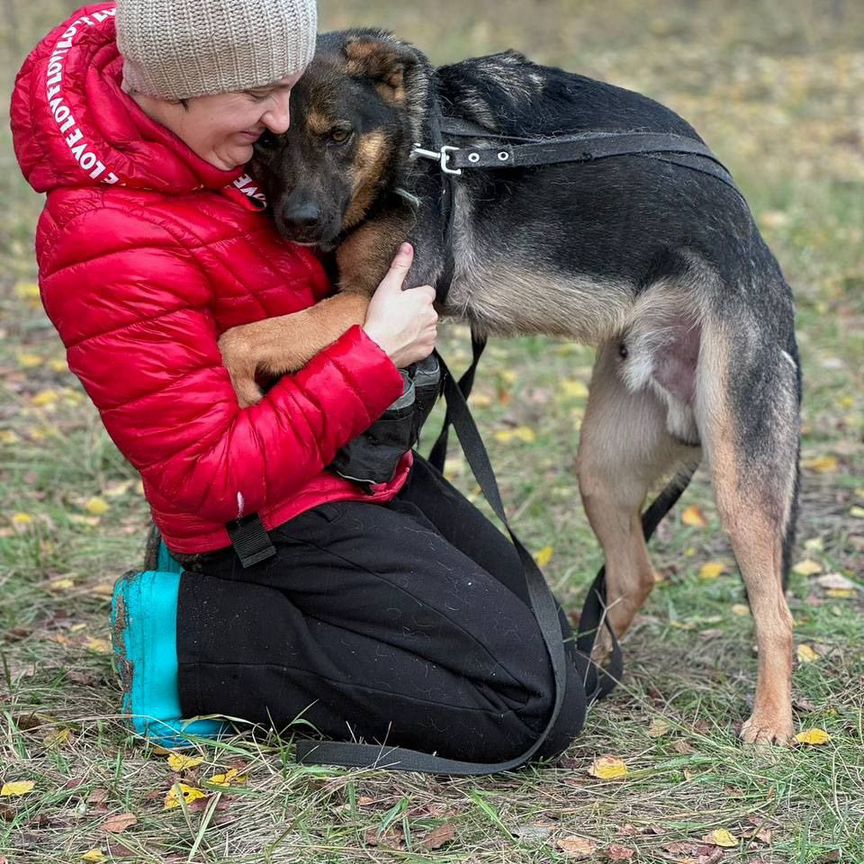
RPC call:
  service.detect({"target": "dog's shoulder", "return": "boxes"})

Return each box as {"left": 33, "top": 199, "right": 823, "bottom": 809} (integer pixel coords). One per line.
{"left": 436, "top": 51, "right": 701, "bottom": 141}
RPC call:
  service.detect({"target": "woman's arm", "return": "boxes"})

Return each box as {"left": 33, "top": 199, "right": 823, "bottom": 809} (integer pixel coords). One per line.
{"left": 38, "top": 205, "right": 405, "bottom": 525}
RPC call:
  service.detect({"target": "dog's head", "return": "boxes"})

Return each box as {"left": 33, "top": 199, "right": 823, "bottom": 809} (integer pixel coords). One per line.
{"left": 251, "top": 30, "right": 430, "bottom": 250}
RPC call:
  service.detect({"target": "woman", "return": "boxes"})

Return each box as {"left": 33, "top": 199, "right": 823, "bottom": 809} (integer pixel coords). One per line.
{"left": 11, "top": 0, "right": 585, "bottom": 764}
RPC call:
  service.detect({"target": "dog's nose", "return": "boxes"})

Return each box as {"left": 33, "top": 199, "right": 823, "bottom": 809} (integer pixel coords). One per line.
{"left": 283, "top": 202, "right": 321, "bottom": 229}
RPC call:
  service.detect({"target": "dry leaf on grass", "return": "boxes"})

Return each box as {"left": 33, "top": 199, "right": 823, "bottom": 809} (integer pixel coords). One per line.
{"left": 703, "top": 828, "right": 738, "bottom": 847}
{"left": 101, "top": 813, "right": 137, "bottom": 834}
{"left": 606, "top": 844, "right": 636, "bottom": 860}
{"left": 163, "top": 783, "right": 207, "bottom": 810}
{"left": 699, "top": 561, "right": 726, "bottom": 580}
{"left": 0, "top": 781, "right": 35, "bottom": 797}
{"left": 792, "top": 559, "right": 823, "bottom": 576}
{"left": 81, "top": 851, "right": 106, "bottom": 863}
{"left": 797, "top": 644, "right": 820, "bottom": 663}
{"left": 421, "top": 823, "right": 456, "bottom": 850}
{"left": 816, "top": 573, "right": 857, "bottom": 591}
{"left": 166, "top": 754, "right": 204, "bottom": 772}
{"left": 647, "top": 718, "right": 671, "bottom": 738}
{"left": 535, "top": 545, "right": 555, "bottom": 567}
{"left": 208, "top": 768, "right": 248, "bottom": 788}
{"left": 588, "top": 756, "right": 629, "bottom": 780}
{"left": 557, "top": 836, "right": 598, "bottom": 858}
{"left": 801, "top": 455, "right": 839, "bottom": 473}
{"left": 795, "top": 728, "right": 831, "bottom": 746}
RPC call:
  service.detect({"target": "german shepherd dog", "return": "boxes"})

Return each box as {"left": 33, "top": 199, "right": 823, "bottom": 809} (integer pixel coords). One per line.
{"left": 219, "top": 31, "right": 801, "bottom": 745}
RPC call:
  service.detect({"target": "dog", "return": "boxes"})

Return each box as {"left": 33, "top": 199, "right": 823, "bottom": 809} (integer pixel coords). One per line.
{"left": 218, "top": 30, "right": 802, "bottom": 745}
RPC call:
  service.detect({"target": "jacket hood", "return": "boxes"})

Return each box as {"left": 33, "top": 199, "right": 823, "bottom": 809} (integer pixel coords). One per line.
{"left": 11, "top": 3, "right": 244, "bottom": 195}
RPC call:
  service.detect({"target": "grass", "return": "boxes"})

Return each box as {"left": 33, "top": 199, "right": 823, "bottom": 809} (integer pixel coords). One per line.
{"left": 1, "top": 1, "right": 863, "bottom": 862}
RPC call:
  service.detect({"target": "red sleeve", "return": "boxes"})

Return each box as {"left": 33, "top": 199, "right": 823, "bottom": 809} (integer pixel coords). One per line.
{"left": 37, "top": 204, "right": 404, "bottom": 523}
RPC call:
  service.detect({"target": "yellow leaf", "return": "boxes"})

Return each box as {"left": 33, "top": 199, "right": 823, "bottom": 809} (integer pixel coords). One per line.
{"left": 801, "top": 455, "right": 839, "bottom": 474}
{"left": 167, "top": 754, "right": 204, "bottom": 772}
{"left": 85, "top": 638, "right": 112, "bottom": 655}
{"left": 81, "top": 851, "right": 106, "bottom": 863}
{"left": 588, "top": 756, "right": 628, "bottom": 780}
{"left": 45, "top": 728, "right": 73, "bottom": 747}
{"left": 804, "top": 537, "right": 824, "bottom": 552}
{"left": 208, "top": 768, "right": 247, "bottom": 788}
{"left": 838, "top": 396, "right": 855, "bottom": 409}
{"left": 793, "top": 559, "right": 823, "bottom": 576}
{"left": 18, "top": 353, "right": 44, "bottom": 369}
{"left": 494, "top": 426, "right": 536, "bottom": 444}
{"left": 681, "top": 505, "right": 708, "bottom": 528}
{"left": 470, "top": 393, "right": 493, "bottom": 408}
{"left": 797, "top": 644, "right": 820, "bottom": 663}
{"left": 50, "top": 578, "right": 76, "bottom": 592}
{"left": 795, "top": 728, "right": 831, "bottom": 746}
{"left": 1, "top": 781, "right": 35, "bottom": 797}
{"left": 850, "top": 506, "right": 864, "bottom": 519}
{"left": 163, "top": 782, "right": 207, "bottom": 810}
{"left": 499, "top": 370, "right": 518, "bottom": 385}
{"left": 699, "top": 561, "right": 726, "bottom": 581}
{"left": 0, "top": 430, "right": 21, "bottom": 445}
{"left": 11, "top": 513, "right": 34, "bottom": 527}
{"left": 31, "top": 389, "right": 59, "bottom": 407}
{"left": 560, "top": 379, "right": 589, "bottom": 399}
{"left": 825, "top": 589, "right": 856, "bottom": 599}
{"left": 84, "top": 497, "right": 110, "bottom": 516}
{"left": 15, "top": 281, "right": 41, "bottom": 300}
{"left": 50, "top": 359, "right": 69, "bottom": 374}
{"left": 705, "top": 829, "right": 739, "bottom": 848}
{"left": 535, "top": 546, "right": 554, "bottom": 567}
{"left": 731, "top": 604, "right": 751, "bottom": 617}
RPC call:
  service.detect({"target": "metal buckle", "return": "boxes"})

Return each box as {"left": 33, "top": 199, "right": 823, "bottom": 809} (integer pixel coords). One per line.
{"left": 410, "top": 143, "right": 462, "bottom": 175}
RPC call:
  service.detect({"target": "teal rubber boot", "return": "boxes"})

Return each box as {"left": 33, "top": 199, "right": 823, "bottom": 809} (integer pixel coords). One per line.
{"left": 111, "top": 570, "right": 226, "bottom": 747}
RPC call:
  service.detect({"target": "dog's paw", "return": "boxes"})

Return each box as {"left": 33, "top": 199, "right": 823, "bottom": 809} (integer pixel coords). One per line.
{"left": 740, "top": 710, "right": 795, "bottom": 746}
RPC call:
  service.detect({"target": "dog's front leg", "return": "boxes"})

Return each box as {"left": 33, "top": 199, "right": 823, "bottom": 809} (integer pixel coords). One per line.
{"left": 219, "top": 292, "right": 371, "bottom": 407}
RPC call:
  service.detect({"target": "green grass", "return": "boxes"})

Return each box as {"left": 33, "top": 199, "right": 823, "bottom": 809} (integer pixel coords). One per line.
{"left": 1, "top": 1, "right": 863, "bottom": 862}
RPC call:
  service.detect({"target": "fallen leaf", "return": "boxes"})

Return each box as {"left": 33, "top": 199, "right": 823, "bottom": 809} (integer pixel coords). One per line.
{"left": 557, "top": 836, "right": 598, "bottom": 858}
{"left": 85, "top": 638, "right": 112, "bottom": 655}
{"left": 207, "top": 768, "right": 247, "bottom": 788}
{"left": 588, "top": 756, "right": 629, "bottom": 780}
{"left": 81, "top": 851, "right": 106, "bottom": 863}
{"left": 0, "top": 781, "right": 35, "bottom": 797}
{"left": 494, "top": 426, "right": 537, "bottom": 444}
{"left": 731, "top": 604, "right": 751, "bottom": 617}
{"left": 850, "top": 506, "right": 864, "bottom": 519}
{"left": 825, "top": 589, "right": 856, "bottom": 599}
{"left": 795, "top": 728, "right": 831, "bottom": 746}
{"left": 535, "top": 546, "right": 555, "bottom": 567}
{"left": 606, "top": 844, "right": 636, "bottom": 860}
{"left": 163, "top": 783, "right": 207, "bottom": 810}
{"left": 793, "top": 559, "right": 823, "bottom": 576}
{"left": 45, "top": 728, "right": 74, "bottom": 747}
{"left": 801, "top": 455, "right": 839, "bottom": 473}
{"left": 647, "top": 718, "right": 671, "bottom": 738}
{"left": 797, "top": 644, "right": 820, "bottom": 663}
{"left": 421, "top": 823, "right": 456, "bottom": 850}
{"left": 102, "top": 813, "right": 137, "bottom": 834}
{"left": 167, "top": 754, "right": 204, "bottom": 772}
{"left": 704, "top": 828, "right": 738, "bottom": 847}
{"left": 561, "top": 379, "right": 589, "bottom": 399}
{"left": 84, "top": 497, "right": 110, "bottom": 516}
{"left": 699, "top": 561, "right": 726, "bottom": 580}
{"left": 816, "top": 573, "right": 857, "bottom": 591}
{"left": 681, "top": 505, "right": 708, "bottom": 528}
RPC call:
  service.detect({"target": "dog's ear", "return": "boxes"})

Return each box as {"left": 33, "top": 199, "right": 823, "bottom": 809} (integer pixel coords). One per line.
{"left": 343, "top": 31, "right": 419, "bottom": 107}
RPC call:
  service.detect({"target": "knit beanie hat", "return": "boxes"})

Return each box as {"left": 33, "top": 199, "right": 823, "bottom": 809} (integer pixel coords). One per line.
{"left": 116, "top": 0, "right": 317, "bottom": 100}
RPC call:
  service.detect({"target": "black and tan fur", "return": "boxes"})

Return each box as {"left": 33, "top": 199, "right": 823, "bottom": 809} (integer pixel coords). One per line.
{"left": 219, "top": 31, "right": 802, "bottom": 745}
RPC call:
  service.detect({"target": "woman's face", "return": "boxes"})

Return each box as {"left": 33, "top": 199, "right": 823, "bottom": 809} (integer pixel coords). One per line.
{"left": 138, "top": 73, "right": 303, "bottom": 171}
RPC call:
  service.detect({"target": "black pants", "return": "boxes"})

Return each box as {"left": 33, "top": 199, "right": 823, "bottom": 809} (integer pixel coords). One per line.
{"left": 177, "top": 457, "right": 586, "bottom": 763}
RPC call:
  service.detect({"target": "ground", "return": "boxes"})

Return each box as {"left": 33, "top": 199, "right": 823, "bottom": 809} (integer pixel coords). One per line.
{"left": 1, "top": 1, "right": 862, "bottom": 862}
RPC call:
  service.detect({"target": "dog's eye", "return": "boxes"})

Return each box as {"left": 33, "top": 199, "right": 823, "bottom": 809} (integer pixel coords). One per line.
{"left": 327, "top": 126, "right": 354, "bottom": 146}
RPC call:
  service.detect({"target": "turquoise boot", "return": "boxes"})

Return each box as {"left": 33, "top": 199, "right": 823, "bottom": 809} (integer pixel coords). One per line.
{"left": 111, "top": 569, "right": 227, "bottom": 747}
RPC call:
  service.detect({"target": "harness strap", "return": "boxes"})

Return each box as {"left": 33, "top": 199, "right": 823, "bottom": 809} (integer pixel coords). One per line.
{"left": 226, "top": 514, "right": 276, "bottom": 568}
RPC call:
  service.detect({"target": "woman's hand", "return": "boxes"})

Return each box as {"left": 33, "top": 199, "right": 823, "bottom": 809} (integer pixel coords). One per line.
{"left": 362, "top": 243, "right": 438, "bottom": 368}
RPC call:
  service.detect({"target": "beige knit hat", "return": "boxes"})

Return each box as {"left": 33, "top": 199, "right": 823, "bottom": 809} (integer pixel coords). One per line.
{"left": 116, "top": 0, "right": 317, "bottom": 100}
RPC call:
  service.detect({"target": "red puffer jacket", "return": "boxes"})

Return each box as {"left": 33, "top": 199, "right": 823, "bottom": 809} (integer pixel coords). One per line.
{"left": 10, "top": 4, "right": 410, "bottom": 554}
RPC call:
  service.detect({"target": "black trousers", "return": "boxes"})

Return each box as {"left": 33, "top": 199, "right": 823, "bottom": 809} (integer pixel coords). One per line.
{"left": 177, "top": 456, "right": 586, "bottom": 763}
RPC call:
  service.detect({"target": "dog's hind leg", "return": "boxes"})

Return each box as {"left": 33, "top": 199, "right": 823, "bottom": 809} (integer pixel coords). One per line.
{"left": 577, "top": 341, "right": 699, "bottom": 651}
{"left": 697, "top": 317, "right": 800, "bottom": 745}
